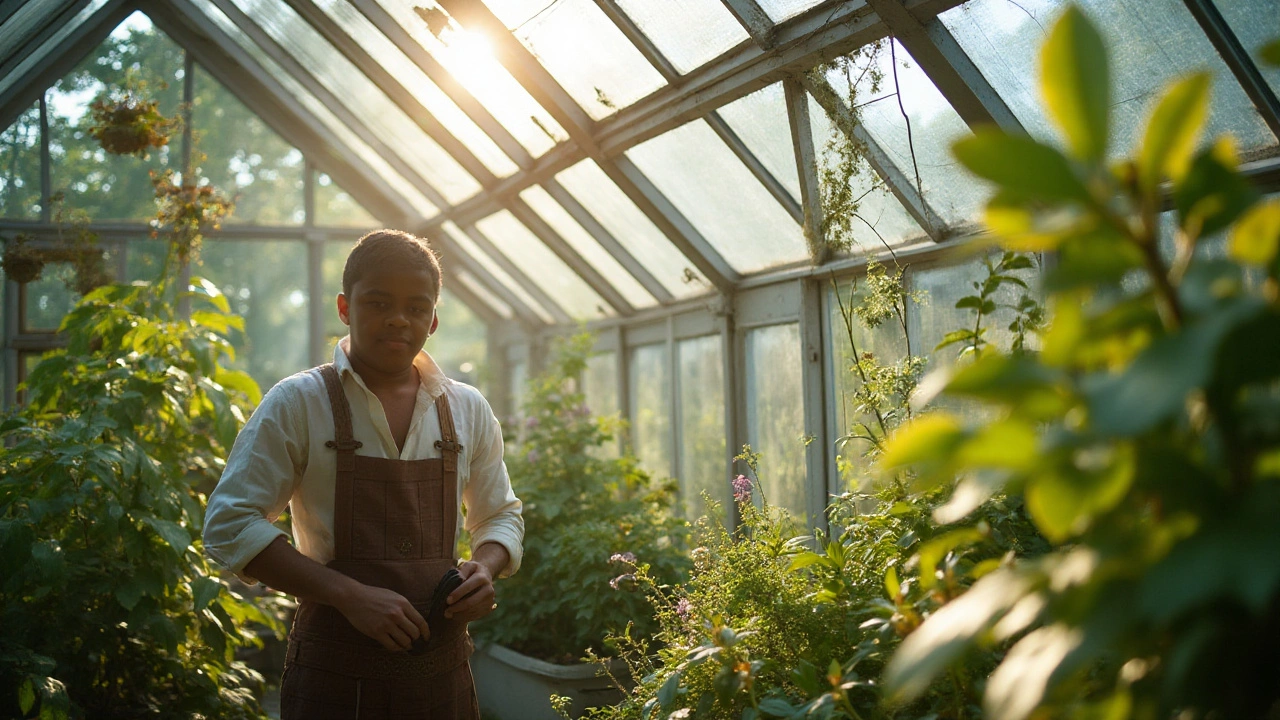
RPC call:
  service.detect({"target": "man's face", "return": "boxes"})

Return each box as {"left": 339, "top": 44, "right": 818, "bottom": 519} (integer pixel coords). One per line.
{"left": 337, "top": 267, "right": 439, "bottom": 379}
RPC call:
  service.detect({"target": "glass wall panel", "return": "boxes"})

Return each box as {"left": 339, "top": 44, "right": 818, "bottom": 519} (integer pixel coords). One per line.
{"left": 939, "top": 0, "right": 1277, "bottom": 162}
{"left": 716, "top": 82, "right": 802, "bottom": 201}
{"left": 520, "top": 184, "right": 656, "bottom": 309}
{"left": 229, "top": 0, "right": 480, "bottom": 204}
{"left": 758, "top": 0, "right": 825, "bottom": 22}
{"left": 0, "top": 102, "right": 42, "bottom": 219}
{"left": 629, "top": 342, "right": 671, "bottom": 478}
{"left": 0, "top": 0, "right": 110, "bottom": 100}
{"left": 1212, "top": 0, "right": 1280, "bottom": 98}
{"left": 198, "top": 239, "right": 309, "bottom": 390}
{"left": 583, "top": 350, "right": 620, "bottom": 459}
{"left": 189, "top": 0, "right": 440, "bottom": 219}
{"left": 473, "top": 210, "right": 611, "bottom": 320}
{"left": 439, "top": 221, "right": 555, "bottom": 324}
{"left": 627, "top": 119, "right": 808, "bottom": 273}
{"left": 49, "top": 18, "right": 182, "bottom": 221}
{"left": 555, "top": 159, "right": 710, "bottom": 298}
{"left": 314, "top": 0, "right": 518, "bottom": 177}
{"left": 677, "top": 334, "right": 727, "bottom": 519}
{"left": 371, "top": 0, "right": 568, "bottom": 156}
{"left": 430, "top": 287, "right": 487, "bottom": 389}
{"left": 508, "top": 358, "right": 527, "bottom": 421}
{"left": 744, "top": 323, "right": 806, "bottom": 521}
{"left": 22, "top": 263, "right": 79, "bottom": 332}
{"left": 315, "top": 172, "right": 380, "bottom": 227}
{"left": 613, "top": 0, "right": 748, "bottom": 74}
{"left": 484, "top": 0, "right": 665, "bottom": 120}
{"left": 323, "top": 238, "right": 355, "bottom": 349}
{"left": 193, "top": 65, "right": 304, "bottom": 225}
{"left": 453, "top": 269, "right": 513, "bottom": 321}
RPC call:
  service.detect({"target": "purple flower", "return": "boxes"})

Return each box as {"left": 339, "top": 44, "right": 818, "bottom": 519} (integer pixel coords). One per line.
{"left": 525, "top": 449, "right": 540, "bottom": 464}
{"left": 732, "top": 475, "right": 752, "bottom": 503}
{"left": 524, "top": 415, "right": 540, "bottom": 429}
{"left": 675, "top": 598, "right": 692, "bottom": 621}
{"left": 610, "top": 551, "right": 637, "bottom": 565}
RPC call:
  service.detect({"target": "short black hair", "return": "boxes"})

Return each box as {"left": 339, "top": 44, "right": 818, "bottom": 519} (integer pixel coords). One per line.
{"left": 342, "top": 229, "right": 443, "bottom": 300}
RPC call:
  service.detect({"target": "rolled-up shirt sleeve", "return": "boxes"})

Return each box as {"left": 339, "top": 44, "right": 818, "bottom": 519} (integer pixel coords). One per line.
{"left": 203, "top": 381, "right": 306, "bottom": 582}
{"left": 461, "top": 390, "right": 524, "bottom": 577}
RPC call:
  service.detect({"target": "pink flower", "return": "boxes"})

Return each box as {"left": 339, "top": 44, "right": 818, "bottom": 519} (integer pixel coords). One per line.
{"left": 675, "top": 598, "right": 692, "bottom": 620}
{"left": 526, "top": 449, "right": 540, "bottom": 464}
{"left": 732, "top": 475, "right": 752, "bottom": 503}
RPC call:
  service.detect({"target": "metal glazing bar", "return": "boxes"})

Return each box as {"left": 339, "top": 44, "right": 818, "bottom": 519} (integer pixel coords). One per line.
{"left": 460, "top": 224, "right": 573, "bottom": 324}
{"left": 0, "top": 0, "right": 93, "bottom": 78}
{"left": 506, "top": 196, "right": 635, "bottom": 316}
{"left": 38, "top": 93, "right": 50, "bottom": 222}
{"left": 202, "top": 0, "right": 452, "bottom": 209}
{"left": 799, "top": 278, "right": 829, "bottom": 532}
{"left": 1182, "top": 0, "right": 1280, "bottom": 139}
{"left": 705, "top": 109, "right": 803, "bottom": 224}
{"left": 602, "top": 156, "right": 739, "bottom": 292}
{"left": 0, "top": 218, "right": 379, "bottom": 240}
{"left": 862, "top": 0, "right": 1022, "bottom": 132}
{"left": 280, "top": 0, "right": 497, "bottom": 186}
{"left": 423, "top": 228, "right": 545, "bottom": 327}
{"left": 718, "top": 0, "right": 775, "bottom": 48}
{"left": 0, "top": 0, "right": 30, "bottom": 25}
{"left": 442, "top": 278, "right": 502, "bottom": 326}
{"left": 178, "top": 49, "right": 195, "bottom": 320}
{"left": 345, "top": 0, "right": 532, "bottom": 168}
{"left": 540, "top": 177, "right": 673, "bottom": 303}
{"left": 783, "top": 77, "right": 829, "bottom": 263}
{"left": 0, "top": 0, "right": 134, "bottom": 131}
{"left": 148, "top": 0, "right": 418, "bottom": 225}
{"left": 592, "top": 0, "right": 680, "bottom": 82}
{"left": 801, "top": 72, "right": 945, "bottom": 241}
{"left": 433, "top": 0, "right": 598, "bottom": 155}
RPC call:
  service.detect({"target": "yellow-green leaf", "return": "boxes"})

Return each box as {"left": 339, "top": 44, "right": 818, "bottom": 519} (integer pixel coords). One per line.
{"left": 879, "top": 414, "right": 965, "bottom": 471}
{"left": 957, "top": 418, "right": 1040, "bottom": 470}
{"left": 954, "top": 130, "right": 1091, "bottom": 203}
{"left": 1041, "top": 6, "right": 1110, "bottom": 161}
{"left": 1262, "top": 38, "right": 1280, "bottom": 67}
{"left": 1229, "top": 198, "right": 1280, "bottom": 266}
{"left": 1138, "top": 72, "right": 1210, "bottom": 191}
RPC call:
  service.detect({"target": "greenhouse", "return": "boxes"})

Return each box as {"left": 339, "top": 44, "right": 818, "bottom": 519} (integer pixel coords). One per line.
{"left": 3, "top": 0, "right": 1280, "bottom": 717}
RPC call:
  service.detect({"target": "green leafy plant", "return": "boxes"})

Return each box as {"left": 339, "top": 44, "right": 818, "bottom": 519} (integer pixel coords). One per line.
{"left": 470, "top": 333, "right": 690, "bottom": 664}
{"left": 880, "top": 9, "right": 1280, "bottom": 719}
{"left": 87, "top": 77, "right": 176, "bottom": 158}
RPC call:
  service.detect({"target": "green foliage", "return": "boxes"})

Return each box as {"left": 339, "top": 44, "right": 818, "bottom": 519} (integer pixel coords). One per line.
{"left": 0, "top": 278, "right": 282, "bottom": 719}
{"left": 881, "top": 9, "right": 1280, "bottom": 720}
{"left": 471, "top": 333, "right": 689, "bottom": 663}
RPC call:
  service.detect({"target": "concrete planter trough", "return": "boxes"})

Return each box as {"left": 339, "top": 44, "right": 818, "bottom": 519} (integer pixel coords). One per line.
{"left": 471, "top": 641, "right": 628, "bottom": 720}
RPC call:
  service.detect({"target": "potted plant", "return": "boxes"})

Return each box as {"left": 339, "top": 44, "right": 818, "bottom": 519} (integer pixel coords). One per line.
{"left": 469, "top": 333, "right": 690, "bottom": 720}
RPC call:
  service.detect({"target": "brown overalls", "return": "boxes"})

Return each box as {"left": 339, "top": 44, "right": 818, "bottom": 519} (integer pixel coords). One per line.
{"left": 280, "top": 364, "right": 481, "bottom": 719}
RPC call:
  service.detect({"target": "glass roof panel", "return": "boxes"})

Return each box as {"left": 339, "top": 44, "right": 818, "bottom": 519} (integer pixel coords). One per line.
{"left": 612, "top": 0, "right": 749, "bottom": 74}
{"left": 439, "top": 220, "right": 555, "bottom": 324}
{"left": 483, "top": 0, "right": 665, "bottom": 120}
{"left": 312, "top": 0, "right": 518, "bottom": 177}
{"left": 626, "top": 118, "right": 808, "bottom": 274}
{"left": 519, "top": 184, "right": 658, "bottom": 309}
{"left": 188, "top": 0, "right": 439, "bottom": 219}
{"left": 758, "top": 0, "right": 826, "bottom": 23}
{"left": 807, "top": 93, "right": 926, "bottom": 250}
{"left": 453, "top": 268, "right": 514, "bottom": 320}
{"left": 474, "top": 210, "right": 612, "bottom": 320}
{"left": 229, "top": 0, "right": 480, "bottom": 204}
{"left": 1212, "top": 0, "right": 1280, "bottom": 100}
{"left": 825, "top": 39, "right": 986, "bottom": 227}
{"left": 372, "top": 0, "right": 568, "bottom": 156}
{"left": 555, "top": 159, "right": 710, "bottom": 299}
{"left": 715, "top": 81, "right": 802, "bottom": 202}
{"left": 0, "top": 0, "right": 110, "bottom": 100}
{"left": 0, "top": 0, "right": 70, "bottom": 64}
{"left": 939, "top": 0, "right": 1277, "bottom": 162}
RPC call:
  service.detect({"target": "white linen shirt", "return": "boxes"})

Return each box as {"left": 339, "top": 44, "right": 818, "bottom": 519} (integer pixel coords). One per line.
{"left": 203, "top": 339, "right": 523, "bottom": 582}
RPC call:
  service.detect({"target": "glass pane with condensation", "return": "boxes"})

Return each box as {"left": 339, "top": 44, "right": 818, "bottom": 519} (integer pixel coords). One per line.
{"left": 0, "top": 0, "right": 110, "bottom": 99}
{"left": 228, "top": 0, "right": 480, "bottom": 204}
{"left": 483, "top": 0, "right": 665, "bottom": 120}
{"left": 371, "top": 0, "right": 568, "bottom": 156}
{"left": 677, "top": 334, "right": 727, "bottom": 519}
{"left": 757, "top": 0, "right": 825, "bottom": 22}
{"left": 439, "top": 221, "right": 554, "bottom": 324}
{"left": 613, "top": 0, "right": 749, "bottom": 74}
{"left": 807, "top": 89, "right": 927, "bottom": 251}
{"left": 188, "top": 0, "right": 439, "bottom": 220}
{"left": 716, "top": 82, "right": 802, "bottom": 201}
{"left": 584, "top": 351, "right": 619, "bottom": 420}
{"left": 474, "top": 210, "right": 612, "bottom": 320}
{"left": 315, "top": 172, "right": 381, "bottom": 226}
{"left": 627, "top": 118, "right": 808, "bottom": 274}
{"left": 311, "top": 0, "right": 518, "bottom": 177}
{"left": 0, "top": 0, "right": 71, "bottom": 63}
{"left": 629, "top": 342, "right": 671, "bottom": 478}
{"left": 939, "top": 0, "right": 1277, "bottom": 162}
{"left": 1212, "top": 0, "right": 1280, "bottom": 100}
{"left": 520, "top": 184, "right": 656, "bottom": 309}
{"left": 824, "top": 39, "right": 987, "bottom": 227}
{"left": 555, "top": 159, "right": 710, "bottom": 298}
{"left": 744, "top": 323, "right": 807, "bottom": 523}
{"left": 452, "top": 268, "right": 514, "bottom": 320}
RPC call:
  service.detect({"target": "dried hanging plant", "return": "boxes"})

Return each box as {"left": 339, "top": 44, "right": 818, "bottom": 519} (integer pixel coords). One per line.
{"left": 150, "top": 170, "right": 233, "bottom": 266}
{"left": 87, "top": 78, "right": 177, "bottom": 158}
{"left": 0, "top": 233, "right": 44, "bottom": 284}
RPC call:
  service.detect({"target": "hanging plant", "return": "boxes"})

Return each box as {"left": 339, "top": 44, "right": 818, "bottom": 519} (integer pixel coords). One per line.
{"left": 87, "top": 79, "right": 176, "bottom": 158}
{"left": 1, "top": 233, "right": 45, "bottom": 284}
{"left": 151, "top": 170, "right": 233, "bottom": 266}
{"left": 0, "top": 197, "right": 111, "bottom": 294}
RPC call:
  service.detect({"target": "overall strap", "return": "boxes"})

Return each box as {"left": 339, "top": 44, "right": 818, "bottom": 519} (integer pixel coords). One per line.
{"left": 433, "top": 392, "right": 462, "bottom": 474}
{"left": 319, "top": 364, "right": 363, "bottom": 454}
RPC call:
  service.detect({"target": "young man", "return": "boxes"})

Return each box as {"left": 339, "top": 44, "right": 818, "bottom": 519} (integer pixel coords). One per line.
{"left": 204, "top": 230, "right": 523, "bottom": 718}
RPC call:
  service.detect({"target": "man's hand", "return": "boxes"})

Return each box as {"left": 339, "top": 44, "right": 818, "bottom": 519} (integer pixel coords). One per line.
{"left": 335, "top": 584, "right": 431, "bottom": 652}
{"left": 445, "top": 542, "right": 510, "bottom": 621}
